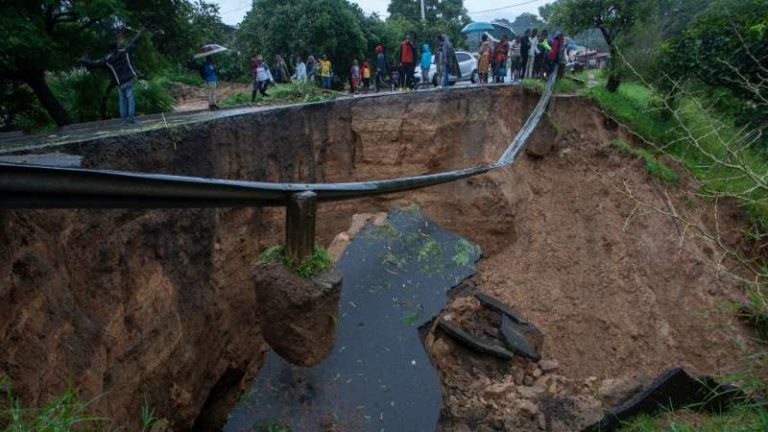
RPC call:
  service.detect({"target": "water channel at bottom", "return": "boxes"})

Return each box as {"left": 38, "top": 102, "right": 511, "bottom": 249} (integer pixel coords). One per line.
{"left": 224, "top": 207, "right": 482, "bottom": 431}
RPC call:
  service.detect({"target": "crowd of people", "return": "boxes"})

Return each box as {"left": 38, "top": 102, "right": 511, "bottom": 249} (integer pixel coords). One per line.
{"left": 478, "top": 29, "right": 569, "bottom": 84}
{"left": 239, "top": 29, "right": 570, "bottom": 100}
{"left": 79, "top": 28, "right": 574, "bottom": 121}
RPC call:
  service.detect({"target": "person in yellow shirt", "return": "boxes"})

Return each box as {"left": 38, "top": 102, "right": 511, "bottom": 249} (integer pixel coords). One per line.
{"left": 319, "top": 54, "right": 332, "bottom": 89}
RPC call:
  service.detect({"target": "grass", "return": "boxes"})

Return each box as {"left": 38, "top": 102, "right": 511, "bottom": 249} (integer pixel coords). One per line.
{"left": 612, "top": 139, "right": 680, "bottom": 183}
{"left": 254, "top": 421, "right": 292, "bottom": 432}
{"left": 621, "top": 405, "right": 768, "bottom": 432}
{"left": 220, "top": 91, "right": 251, "bottom": 107}
{"left": 586, "top": 81, "right": 768, "bottom": 229}
{"left": 0, "top": 376, "right": 104, "bottom": 431}
{"left": 221, "top": 82, "right": 339, "bottom": 108}
{"left": 521, "top": 76, "right": 581, "bottom": 94}
{"left": 257, "top": 245, "right": 332, "bottom": 279}
{"left": 585, "top": 76, "right": 768, "bottom": 431}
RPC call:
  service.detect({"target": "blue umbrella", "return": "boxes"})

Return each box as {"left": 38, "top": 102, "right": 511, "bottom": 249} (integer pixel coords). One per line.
{"left": 461, "top": 21, "right": 495, "bottom": 33}
{"left": 461, "top": 22, "right": 496, "bottom": 33}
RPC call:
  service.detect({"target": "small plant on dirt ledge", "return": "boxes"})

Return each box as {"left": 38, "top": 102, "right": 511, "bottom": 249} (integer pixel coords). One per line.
{"left": 611, "top": 139, "right": 680, "bottom": 183}
{"left": 257, "top": 245, "right": 332, "bottom": 279}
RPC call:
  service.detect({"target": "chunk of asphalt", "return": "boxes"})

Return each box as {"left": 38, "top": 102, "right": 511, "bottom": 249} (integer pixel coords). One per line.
{"left": 437, "top": 318, "right": 515, "bottom": 360}
{"left": 474, "top": 292, "right": 528, "bottom": 324}
{"left": 583, "top": 368, "right": 745, "bottom": 432}
{"left": 499, "top": 315, "right": 541, "bottom": 361}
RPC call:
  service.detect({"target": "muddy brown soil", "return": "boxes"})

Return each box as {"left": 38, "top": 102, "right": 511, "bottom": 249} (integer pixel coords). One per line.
{"left": 0, "top": 86, "right": 758, "bottom": 431}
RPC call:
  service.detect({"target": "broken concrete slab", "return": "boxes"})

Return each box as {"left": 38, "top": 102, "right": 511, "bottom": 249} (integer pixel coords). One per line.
{"left": 584, "top": 368, "right": 744, "bottom": 432}
{"left": 438, "top": 318, "right": 515, "bottom": 360}
{"left": 474, "top": 292, "right": 528, "bottom": 324}
{"left": 500, "top": 315, "right": 542, "bottom": 361}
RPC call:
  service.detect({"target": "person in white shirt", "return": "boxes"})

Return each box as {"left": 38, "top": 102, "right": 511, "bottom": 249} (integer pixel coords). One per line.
{"left": 292, "top": 56, "right": 307, "bottom": 83}
{"left": 526, "top": 29, "right": 540, "bottom": 79}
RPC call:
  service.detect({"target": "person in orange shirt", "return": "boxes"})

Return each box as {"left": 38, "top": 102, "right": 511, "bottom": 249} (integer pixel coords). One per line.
{"left": 399, "top": 33, "right": 416, "bottom": 90}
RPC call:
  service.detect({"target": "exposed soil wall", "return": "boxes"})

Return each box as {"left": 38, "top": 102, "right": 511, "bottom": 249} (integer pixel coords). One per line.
{"left": 0, "top": 86, "right": 755, "bottom": 430}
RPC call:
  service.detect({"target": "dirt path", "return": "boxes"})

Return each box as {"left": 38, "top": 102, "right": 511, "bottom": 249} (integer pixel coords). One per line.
{"left": 173, "top": 82, "right": 252, "bottom": 112}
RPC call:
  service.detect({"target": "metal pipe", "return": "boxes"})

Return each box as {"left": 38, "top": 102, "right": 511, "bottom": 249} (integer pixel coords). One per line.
{"left": 0, "top": 72, "right": 558, "bottom": 209}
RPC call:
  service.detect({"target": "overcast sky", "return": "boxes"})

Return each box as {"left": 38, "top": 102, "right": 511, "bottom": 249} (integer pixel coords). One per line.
{"left": 213, "top": 0, "right": 549, "bottom": 26}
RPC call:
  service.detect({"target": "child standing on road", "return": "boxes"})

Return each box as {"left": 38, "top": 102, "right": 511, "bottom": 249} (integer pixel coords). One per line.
{"left": 361, "top": 61, "right": 371, "bottom": 93}
{"left": 350, "top": 60, "right": 361, "bottom": 93}
{"left": 420, "top": 44, "right": 432, "bottom": 85}
{"left": 375, "top": 45, "right": 388, "bottom": 92}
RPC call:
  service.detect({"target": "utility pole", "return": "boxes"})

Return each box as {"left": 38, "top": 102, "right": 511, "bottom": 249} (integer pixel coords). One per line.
{"left": 420, "top": 0, "right": 425, "bottom": 21}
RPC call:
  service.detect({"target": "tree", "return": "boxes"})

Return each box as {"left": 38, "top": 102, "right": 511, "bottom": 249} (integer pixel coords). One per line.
{"left": 0, "top": 0, "right": 223, "bottom": 129}
{"left": 657, "top": 0, "right": 768, "bottom": 128}
{"left": 386, "top": 0, "right": 470, "bottom": 49}
{"left": 506, "top": 12, "right": 547, "bottom": 36}
{"left": 549, "top": 0, "right": 651, "bottom": 91}
{"left": 237, "top": 0, "right": 367, "bottom": 80}
{"left": 0, "top": 0, "right": 122, "bottom": 126}
{"left": 538, "top": 3, "right": 555, "bottom": 22}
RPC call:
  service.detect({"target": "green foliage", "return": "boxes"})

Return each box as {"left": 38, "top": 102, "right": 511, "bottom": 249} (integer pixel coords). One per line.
{"left": 611, "top": 139, "right": 680, "bottom": 183}
{"left": 386, "top": 0, "right": 470, "bottom": 49}
{"left": 0, "top": 378, "right": 103, "bottom": 431}
{"left": 0, "top": 0, "right": 231, "bottom": 128}
{"left": 550, "top": 0, "right": 653, "bottom": 91}
{"left": 254, "top": 421, "right": 292, "bottom": 432}
{"left": 402, "top": 310, "right": 422, "bottom": 326}
{"left": 589, "top": 80, "right": 768, "bottom": 226}
{"left": 452, "top": 239, "right": 481, "bottom": 267}
{"left": 140, "top": 396, "right": 157, "bottom": 432}
{"left": 741, "top": 281, "right": 768, "bottom": 342}
{"left": 237, "top": 0, "right": 367, "bottom": 81}
{"left": 417, "top": 240, "right": 442, "bottom": 262}
{"left": 257, "top": 245, "right": 332, "bottom": 279}
{"left": 220, "top": 92, "right": 251, "bottom": 107}
{"left": 520, "top": 77, "right": 581, "bottom": 94}
{"left": 657, "top": 0, "right": 768, "bottom": 131}
{"left": 620, "top": 405, "right": 768, "bottom": 431}
{"left": 500, "top": 13, "right": 546, "bottom": 36}
{"left": 268, "top": 82, "right": 338, "bottom": 103}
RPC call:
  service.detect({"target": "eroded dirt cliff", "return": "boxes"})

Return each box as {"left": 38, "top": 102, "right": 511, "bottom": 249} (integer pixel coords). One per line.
{"left": 0, "top": 86, "right": 757, "bottom": 431}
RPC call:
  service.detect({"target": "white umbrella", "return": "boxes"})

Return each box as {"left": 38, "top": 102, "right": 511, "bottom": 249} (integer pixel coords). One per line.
{"left": 194, "top": 44, "right": 228, "bottom": 59}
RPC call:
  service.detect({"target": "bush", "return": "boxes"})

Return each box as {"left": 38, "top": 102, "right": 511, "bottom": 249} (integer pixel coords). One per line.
{"left": 257, "top": 245, "right": 332, "bottom": 279}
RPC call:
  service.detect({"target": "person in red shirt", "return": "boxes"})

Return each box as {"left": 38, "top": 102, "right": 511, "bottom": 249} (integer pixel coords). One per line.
{"left": 399, "top": 34, "right": 416, "bottom": 90}
{"left": 548, "top": 32, "right": 565, "bottom": 77}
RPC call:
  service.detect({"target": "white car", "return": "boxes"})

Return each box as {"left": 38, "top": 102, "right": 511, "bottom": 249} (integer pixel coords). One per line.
{"left": 414, "top": 51, "right": 479, "bottom": 86}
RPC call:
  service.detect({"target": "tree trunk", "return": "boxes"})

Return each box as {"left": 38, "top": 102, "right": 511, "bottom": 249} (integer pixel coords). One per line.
{"left": 606, "top": 45, "right": 621, "bottom": 93}
{"left": 606, "top": 73, "right": 621, "bottom": 92}
{"left": 25, "top": 70, "right": 71, "bottom": 127}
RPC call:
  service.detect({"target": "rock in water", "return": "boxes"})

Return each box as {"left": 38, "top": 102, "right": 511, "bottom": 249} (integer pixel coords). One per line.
{"left": 254, "top": 262, "right": 342, "bottom": 366}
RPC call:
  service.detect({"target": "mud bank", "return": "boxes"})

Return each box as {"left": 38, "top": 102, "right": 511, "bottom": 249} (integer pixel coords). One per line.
{"left": 0, "top": 86, "right": 756, "bottom": 430}
{"left": 0, "top": 86, "right": 533, "bottom": 430}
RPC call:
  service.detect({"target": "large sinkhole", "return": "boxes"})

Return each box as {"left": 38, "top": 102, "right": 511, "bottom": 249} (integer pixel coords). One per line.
{"left": 0, "top": 86, "right": 756, "bottom": 431}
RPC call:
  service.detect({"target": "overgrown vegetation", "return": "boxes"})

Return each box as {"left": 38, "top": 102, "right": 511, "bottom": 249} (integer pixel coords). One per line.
{"left": 622, "top": 405, "right": 768, "bottom": 432}
{"left": 611, "top": 139, "right": 679, "bottom": 183}
{"left": 257, "top": 245, "right": 332, "bottom": 279}
{"left": 0, "top": 376, "right": 103, "bottom": 431}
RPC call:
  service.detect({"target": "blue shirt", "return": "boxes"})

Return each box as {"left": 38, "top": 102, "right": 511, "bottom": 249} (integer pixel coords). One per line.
{"left": 203, "top": 62, "right": 217, "bottom": 82}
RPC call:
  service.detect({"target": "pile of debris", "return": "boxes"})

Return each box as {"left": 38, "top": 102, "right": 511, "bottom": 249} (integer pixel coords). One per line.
{"left": 426, "top": 292, "right": 744, "bottom": 432}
